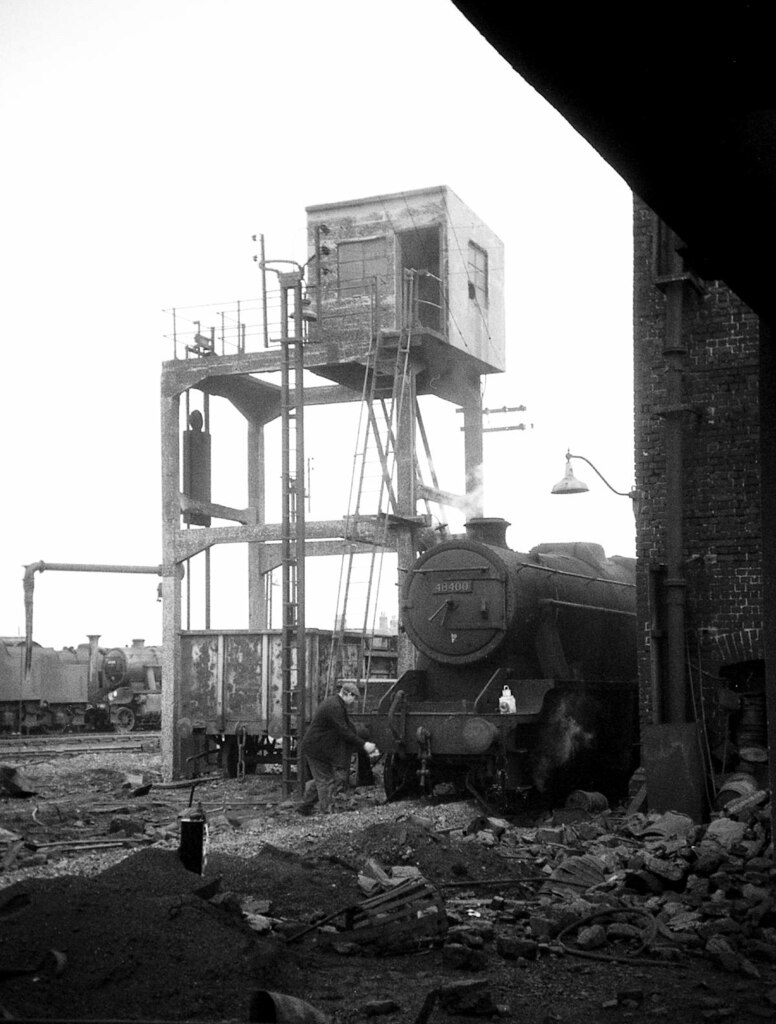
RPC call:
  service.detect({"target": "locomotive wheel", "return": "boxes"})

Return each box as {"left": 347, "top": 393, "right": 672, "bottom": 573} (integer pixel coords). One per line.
{"left": 383, "top": 753, "right": 418, "bottom": 802}
{"left": 114, "top": 706, "right": 136, "bottom": 734}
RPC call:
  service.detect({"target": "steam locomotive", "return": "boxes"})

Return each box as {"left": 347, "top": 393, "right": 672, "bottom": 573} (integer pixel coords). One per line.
{"left": 352, "top": 518, "right": 639, "bottom": 804}
{"left": 0, "top": 636, "right": 162, "bottom": 734}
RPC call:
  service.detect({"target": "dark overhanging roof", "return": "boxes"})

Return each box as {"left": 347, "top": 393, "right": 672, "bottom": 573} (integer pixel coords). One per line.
{"left": 452, "top": 2, "right": 776, "bottom": 325}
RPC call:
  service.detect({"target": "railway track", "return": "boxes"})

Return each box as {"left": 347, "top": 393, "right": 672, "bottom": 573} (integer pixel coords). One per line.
{"left": 0, "top": 730, "right": 161, "bottom": 757}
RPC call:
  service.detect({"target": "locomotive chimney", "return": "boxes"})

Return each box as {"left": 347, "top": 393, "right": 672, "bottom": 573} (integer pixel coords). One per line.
{"left": 465, "top": 517, "right": 511, "bottom": 548}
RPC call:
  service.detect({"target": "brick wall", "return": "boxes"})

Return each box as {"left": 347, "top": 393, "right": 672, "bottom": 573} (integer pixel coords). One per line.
{"left": 633, "top": 197, "right": 762, "bottom": 743}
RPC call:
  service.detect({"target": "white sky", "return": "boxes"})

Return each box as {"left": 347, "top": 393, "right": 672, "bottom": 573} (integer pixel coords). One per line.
{"left": 0, "top": 0, "right": 635, "bottom": 650}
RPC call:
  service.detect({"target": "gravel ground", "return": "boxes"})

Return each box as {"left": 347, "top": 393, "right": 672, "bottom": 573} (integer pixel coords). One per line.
{"left": 2, "top": 748, "right": 775, "bottom": 1024}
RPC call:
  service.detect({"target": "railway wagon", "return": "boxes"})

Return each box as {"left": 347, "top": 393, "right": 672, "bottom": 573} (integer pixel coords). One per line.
{"left": 0, "top": 636, "right": 162, "bottom": 734}
{"left": 350, "top": 518, "right": 640, "bottom": 804}
{"left": 178, "top": 628, "right": 397, "bottom": 777}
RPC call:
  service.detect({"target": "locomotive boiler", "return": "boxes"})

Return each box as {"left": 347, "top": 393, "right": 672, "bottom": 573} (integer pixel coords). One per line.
{"left": 352, "top": 518, "right": 639, "bottom": 804}
{"left": 0, "top": 636, "right": 162, "bottom": 734}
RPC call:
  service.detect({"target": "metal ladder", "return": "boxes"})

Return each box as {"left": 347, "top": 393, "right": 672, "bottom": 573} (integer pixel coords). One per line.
{"left": 276, "top": 270, "right": 307, "bottom": 797}
{"left": 327, "top": 273, "right": 417, "bottom": 699}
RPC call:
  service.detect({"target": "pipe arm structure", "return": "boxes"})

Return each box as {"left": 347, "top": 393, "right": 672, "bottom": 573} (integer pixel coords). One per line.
{"left": 565, "top": 452, "right": 638, "bottom": 501}
{"left": 22, "top": 561, "right": 163, "bottom": 685}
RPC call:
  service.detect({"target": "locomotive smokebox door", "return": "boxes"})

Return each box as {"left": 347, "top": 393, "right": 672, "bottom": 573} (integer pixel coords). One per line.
{"left": 402, "top": 540, "right": 509, "bottom": 665}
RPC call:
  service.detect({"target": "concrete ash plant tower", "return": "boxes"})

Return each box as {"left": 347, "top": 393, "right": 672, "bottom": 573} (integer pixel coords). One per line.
{"left": 159, "top": 186, "right": 505, "bottom": 780}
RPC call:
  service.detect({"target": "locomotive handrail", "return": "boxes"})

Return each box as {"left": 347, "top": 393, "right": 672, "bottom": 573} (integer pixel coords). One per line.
{"left": 412, "top": 558, "right": 634, "bottom": 588}
{"left": 473, "top": 667, "right": 507, "bottom": 713}
{"left": 517, "top": 563, "right": 635, "bottom": 587}
{"left": 539, "top": 598, "right": 637, "bottom": 616}
{"left": 412, "top": 566, "right": 494, "bottom": 575}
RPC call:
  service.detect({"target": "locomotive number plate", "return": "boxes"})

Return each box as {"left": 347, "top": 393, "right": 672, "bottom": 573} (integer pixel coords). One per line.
{"left": 432, "top": 580, "right": 472, "bottom": 594}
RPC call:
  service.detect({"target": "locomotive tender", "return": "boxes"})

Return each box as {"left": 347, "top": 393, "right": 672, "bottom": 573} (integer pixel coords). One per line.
{"left": 0, "top": 636, "right": 161, "bottom": 734}
{"left": 352, "top": 518, "right": 639, "bottom": 803}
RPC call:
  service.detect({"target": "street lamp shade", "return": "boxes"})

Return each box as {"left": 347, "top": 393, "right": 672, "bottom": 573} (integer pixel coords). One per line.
{"left": 551, "top": 457, "right": 590, "bottom": 495}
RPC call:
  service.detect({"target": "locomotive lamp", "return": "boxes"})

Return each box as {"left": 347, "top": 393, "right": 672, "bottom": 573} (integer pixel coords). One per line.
{"left": 551, "top": 450, "right": 637, "bottom": 504}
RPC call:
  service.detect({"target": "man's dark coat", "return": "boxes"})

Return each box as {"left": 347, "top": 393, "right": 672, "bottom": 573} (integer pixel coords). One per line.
{"left": 300, "top": 694, "right": 364, "bottom": 769}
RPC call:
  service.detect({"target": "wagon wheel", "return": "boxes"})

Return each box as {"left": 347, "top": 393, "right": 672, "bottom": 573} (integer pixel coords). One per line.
{"left": 114, "top": 706, "right": 136, "bottom": 734}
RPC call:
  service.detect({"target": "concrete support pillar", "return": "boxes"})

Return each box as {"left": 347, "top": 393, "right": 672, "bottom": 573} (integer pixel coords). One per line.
{"left": 462, "top": 381, "right": 484, "bottom": 517}
{"left": 160, "top": 389, "right": 183, "bottom": 781}
{"left": 247, "top": 419, "right": 267, "bottom": 629}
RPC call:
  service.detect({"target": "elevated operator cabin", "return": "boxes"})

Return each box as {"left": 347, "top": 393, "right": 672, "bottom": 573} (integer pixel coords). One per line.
{"left": 305, "top": 186, "right": 505, "bottom": 398}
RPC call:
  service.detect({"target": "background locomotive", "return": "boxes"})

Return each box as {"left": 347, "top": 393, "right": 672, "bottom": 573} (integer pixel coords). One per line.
{"left": 0, "top": 636, "right": 162, "bottom": 734}
{"left": 351, "top": 517, "right": 639, "bottom": 804}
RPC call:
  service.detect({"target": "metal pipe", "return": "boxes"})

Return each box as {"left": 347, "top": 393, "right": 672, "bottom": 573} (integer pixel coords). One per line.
{"left": 647, "top": 565, "right": 664, "bottom": 724}
{"left": 24, "top": 561, "right": 162, "bottom": 576}
{"left": 663, "top": 278, "right": 688, "bottom": 723}
{"left": 22, "top": 561, "right": 163, "bottom": 708}
{"left": 184, "top": 390, "right": 191, "bottom": 632}
{"left": 261, "top": 235, "right": 268, "bottom": 348}
{"left": 204, "top": 393, "right": 211, "bottom": 629}
{"left": 279, "top": 282, "right": 293, "bottom": 792}
{"left": 293, "top": 275, "right": 307, "bottom": 763}
{"left": 758, "top": 318, "right": 776, "bottom": 851}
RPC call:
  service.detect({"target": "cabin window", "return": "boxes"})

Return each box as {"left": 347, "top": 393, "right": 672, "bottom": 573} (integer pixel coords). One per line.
{"left": 338, "top": 236, "right": 389, "bottom": 297}
{"left": 467, "top": 241, "right": 488, "bottom": 306}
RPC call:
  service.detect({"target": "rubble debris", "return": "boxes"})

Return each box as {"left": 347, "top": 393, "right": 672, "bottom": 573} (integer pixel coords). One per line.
{"left": 441, "top": 942, "right": 488, "bottom": 970}
{"left": 542, "top": 853, "right": 607, "bottom": 895}
{"left": 121, "top": 772, "right": 145, "bottom": 790}
{"left": 700, "top": 818, "right": 748, "bottom": 853}
{"left": 221, "top": 894, "right": 276, "bottom": 934}
{"left": 0, "top": 766, "right": 37, "bottom": 797}
{"left": 557, "top": 907, "right": 657, "bottom": 962}
{"left": 1, "top": 838, "right": 24, "bottom": 871}
{"left": 437, "top": 979, "right": 499, "bottom": 1016}
{"left": 616, "top": 988, "right": 644, "bottom": 1006}
{"left": 362, "top": 998, "right": 401, "bottom": 1016}
{"left": 108, "top": 814, "right": 147, "bottom": 835}
{"left": 565, "top": 790, "right": 609, "bottom": 813}
{"left": 359, "top": 859, "right": 425, "bottom": 896}
{"left": 2, "top": 746, "right": 775, "bottom": 1022}
{"left": 463, "top": 815, "right": 510, "bottom": 838}
{"left": 247, "top": 990, "right": 331, "bottom": 1024}
{"left": 0, "top": 947, "right": 67, "bottom": 980}
{"left": 495, "top": 933, "right": 538, "bottom": 960}
{"left": 336, "top": 877, "right": 447, "bottom": 954}
{"left": 628, "top": 810, "right": 696, "bottom": 842}
{"left": 576, "top": 923, "right": 607, "bottom": 949}
{"left": 641, "top": 850, "right": 689, "bottom": 887}
{"left": 412, "top": 988, "right": 439, "bottom": 1024}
